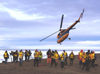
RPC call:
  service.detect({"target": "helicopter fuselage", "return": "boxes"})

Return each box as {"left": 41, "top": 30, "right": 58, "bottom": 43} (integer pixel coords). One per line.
{"left": 57, "top": 30, "right": 69, "bottom": 43}
{"left": 57, "top": 20, "right": 80, "bottom": 43}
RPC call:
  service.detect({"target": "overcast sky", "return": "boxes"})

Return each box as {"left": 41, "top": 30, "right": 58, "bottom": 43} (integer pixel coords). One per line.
{"left": 0, "top": 0, "right": 100, "bottom": 49}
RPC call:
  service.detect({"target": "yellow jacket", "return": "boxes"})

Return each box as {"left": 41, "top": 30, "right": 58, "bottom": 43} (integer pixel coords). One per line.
{"left": 34, "top": 52, "right": 39, "bottom": 58}
{"left": 19, "top": 52, "right": 23, "bottom": 59}
{"left": 60, "top": 54, "right": 64, "bottom": 61}
{"left": 64, "top": 52, "right": 67, "bottom": 56}
{"left": 14, "top": 54, "right": 17, "bottom": 57}
{"left": 69, "top": 53, "right": 74, "bottom": 59}
{"left": 79, "top": 52, "right": 83, "bottom": 59}
{"left": 39, "top": 52, "right": 42, "bottom": 58}
{"left": 4, "top": 52, "right": 8, "bottom": 58}
{"left": 82, "top": 54, "right": 86, "bottom": 63}
{"left": 54, "top": 53, "right": 59, "bottom": 59}
{"left": 89, "top": 53, "right": 95, "bottom": 60}
{"left": 82, "top": 58, "right": 86, "bottom": 63}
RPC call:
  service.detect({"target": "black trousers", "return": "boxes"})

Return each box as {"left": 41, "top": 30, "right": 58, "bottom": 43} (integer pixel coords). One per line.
{"left": 4, "top": 57, "right": 8, "bottom": 64}
{"left": 51, "top": 58, "right": 57, "bottom": 67}
{"left": 69, "top": 58, "right": 74, "bottom": 65}
{"left": 28, "top": 56, "right": 30, "bottom": 61}
{"left": 86, "top": 60, "right": 90, "bottom": 71}
{"left": 13, "top": 57, "right": 18, "bottom": 62}
{"left": 79, "top": 60, "right": 82, "bottom": 67}
{"left": 61, "top": 61, "right": 64, "bottom": 68}
{"left": 34, "top": 57, "right": 39, "bottom": 67}
{"left": 91, "top": 59, "right": 95, "bottom": 67}
{"left": 39, "top": 57, "right": 42, "bottom": 63}
{"left": 64, "top": 58, "right": 68, "bottom": 65}
{"left": 25, "top": 56, "right": 28, "bottom": 61}
{"left": 82, "top": 62, "right": 86, "bottom": 70}
{"left": 82, "top": 60, "right": 90, "bottom": 71}
{"left": 19, "top": 58, "right": 23, "bottom": 66}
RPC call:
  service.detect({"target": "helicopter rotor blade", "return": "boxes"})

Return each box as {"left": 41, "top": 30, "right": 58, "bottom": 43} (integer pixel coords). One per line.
{"left": 60, "top": 14, "right": 64, "bottom": 30}
{"left": 40, "top": 30, "right": 59, "bottom": 42}
{"left": 78, "top": 9, "right": 84, "bottom": 21}
{"left": 80, "top": 9, "right": 84, "bottom": 18}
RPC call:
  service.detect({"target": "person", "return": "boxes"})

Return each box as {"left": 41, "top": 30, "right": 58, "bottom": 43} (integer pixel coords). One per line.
{"left": 47, "top": 49, "right": 52, "bottom": 64}
{"left": 34, "top": 49, "right": 39, "bottom": 67}
{"left": 60, "top": 53, "right": 64, "bottom": 68}
{"left": 69, "top": 51, "right": 75, "bottom": 65}
{"left": 13, "top": 50, "right": 18, "bottom": 62}
{"left": 38, "top": 50, "right": 42, "bottom": 63}
{"left": 10, "top": 51, "right": 14, "bottom": 62}
{"left": 81, "top": 52, "right": 86, "bottom": 70}
{"left": 51, "top": 51, "right": 56, "bottom": 67}
{"left": 16, "top": 50, "right": 18, "bottom": 62}
{"left": 85, "top": 51, "right": 91, "bottom": 71}
{"left": 63, "top": 50, "right": 68, "bottom": 65}
{"left": 13, "top": 52, "right": 16, "bottom": 62}
{"left": 3, "top": 51, "right": 9, "bottom": 64}
{"left": 19, "top": 50, "right": 23, "bottom": 66}
{"left": 89, "top": 51, "right": 96, "bottom": 67}
{"left": 54, "top": 50, "right": 59, "bottom": 67}
{"left": 86, "top": 50, "right": 90, "bottom": 55}
{"left": 25, "top": 50, "right": 28, "bottom": 61}
{"left": 78, "top": 50, "right": 83, "bottom": 67}
{"left": 28, "top": 50, "right": 32, "bottom": 60}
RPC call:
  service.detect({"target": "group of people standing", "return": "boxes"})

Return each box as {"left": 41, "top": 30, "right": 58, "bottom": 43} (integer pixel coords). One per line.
{"left": 46, "top": 49, "right": 96, "bottom": 70}
{"left": 78, "top": 50, "right": 96, "bottom": 71}
{"left": 47, "top": 49, "right": 75, "bottom": 68}
{"left": 34, "top": 50, "right": 43, "bottom": 67}
{"left": 3, "top": 49, "right": 96, "bottom": 70}
{"left": 3, "top": 50, "right": 32, "bottom": 66}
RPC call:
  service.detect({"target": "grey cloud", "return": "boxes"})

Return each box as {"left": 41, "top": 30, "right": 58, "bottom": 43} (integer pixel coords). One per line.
{"left": 0, "top": 0, "right": 100, "bottom": 48}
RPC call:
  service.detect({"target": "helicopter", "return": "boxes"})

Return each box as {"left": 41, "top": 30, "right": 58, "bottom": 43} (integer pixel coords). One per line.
{"left": 40, "top": 9, "right": 84, "bottom": 44}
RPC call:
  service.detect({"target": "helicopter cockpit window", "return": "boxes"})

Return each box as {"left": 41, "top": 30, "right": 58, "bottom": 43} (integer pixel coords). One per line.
{"left": 61, "top": 29, "right": 65, "bottom": 33}
{"left": 58, "top": 33, "right": 60, "bottom": 36}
